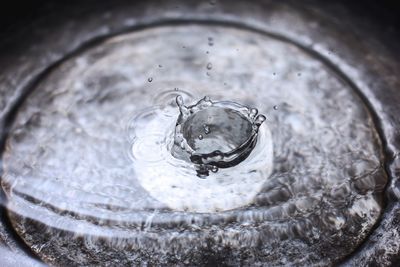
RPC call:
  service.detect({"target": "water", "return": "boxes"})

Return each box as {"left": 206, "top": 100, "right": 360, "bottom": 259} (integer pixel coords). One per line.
{"left": 172, "top": 95, "right": 267, "bottom": 175}
{"left": 0, "top": 25, "right": 387, "bottom": 265}
{"left": 127, "top": 94, "right": 272, "bottom": 211}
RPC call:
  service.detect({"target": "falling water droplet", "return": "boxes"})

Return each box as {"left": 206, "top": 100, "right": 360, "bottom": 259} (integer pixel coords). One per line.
{"left": 206, "top": 63, "right": 213, "bottom": 70}
{"left": 148, "top": 77, "right": 153, "bottom": 82}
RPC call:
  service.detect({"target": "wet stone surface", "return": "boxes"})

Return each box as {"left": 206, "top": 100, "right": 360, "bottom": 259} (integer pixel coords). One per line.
{"left": 1, "top": 24, "right": 388, "bottom": 266}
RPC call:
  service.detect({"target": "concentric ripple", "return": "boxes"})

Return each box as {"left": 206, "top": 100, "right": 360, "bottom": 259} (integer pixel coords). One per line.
{"left": 1, "top": 25, "right": 387, "bottom": 266}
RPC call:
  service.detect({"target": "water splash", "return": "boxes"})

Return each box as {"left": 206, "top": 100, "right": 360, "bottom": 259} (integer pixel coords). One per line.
{"left": 127, "top": 93, "right": 273, "bottom": 211}
{"left": 173, "top": 95, "right": 267, "bottom": 176}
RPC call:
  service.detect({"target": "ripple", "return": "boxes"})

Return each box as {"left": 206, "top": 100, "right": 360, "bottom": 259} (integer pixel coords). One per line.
{"left": 1, "top": 24, "right": 387, "bottom": 266}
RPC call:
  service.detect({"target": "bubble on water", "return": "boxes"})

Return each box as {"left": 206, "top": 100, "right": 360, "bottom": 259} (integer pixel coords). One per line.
{"left": 206, "top": 63, "right": 213, "bottom": 70}
{"left": 148, "top": 77, "right": 153, "bottom": 82}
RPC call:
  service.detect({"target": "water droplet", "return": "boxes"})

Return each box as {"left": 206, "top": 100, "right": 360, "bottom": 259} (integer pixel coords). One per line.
{"left": 250, "top": 108, "right": 258, "bottom": 118}
{"left": 174, "top": 87, "right": 179, "bottom": 91}
{"left": 206, "top": 72, "right": 211, "bottom": 76}
{"left": 198, "top": 134, "right": 203, "bottom": 140}
{"left": 180, "top": 141, "right": 185, "bottom": 150}
{"left": 211, "top": 165, "right": 218, "bottom": 173}
{"left": 206, "top": 63, "right": 213, "bottom": 70}
{"left": 176, "top": 95, "right": 184, "bottom": 107}
{"left": 255, "top": 114, "right": 266, "bottom": 126}
{"left": 273, "top": 72, "right": 277, "bottom": 76}
{"left": 273, "top": 105, "right": 278, "bottom": 110}
{"left": 148, "top": 77, "right": 153, "bottom": 82}
{"left": 158, "top": 64, "right": 162, "bottom": 68}
{"left": 206, "top": 51, "right": 210, "bottom": 54}
{"left": 203, "top": 124, "right": 210, "bottom": 134}
{"left": 182, "top": 46, "right": 186, "bottom": 49}
{"left": 297, "top": 72, "right": 302, "bottom": 77}
{"left": 208, "top": 37, "right": 214, "bottom": 46}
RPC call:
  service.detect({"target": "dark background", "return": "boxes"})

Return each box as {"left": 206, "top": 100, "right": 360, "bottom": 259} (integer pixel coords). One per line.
{"left": 0, "top": 0, "right": 399, "bottom": 34}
